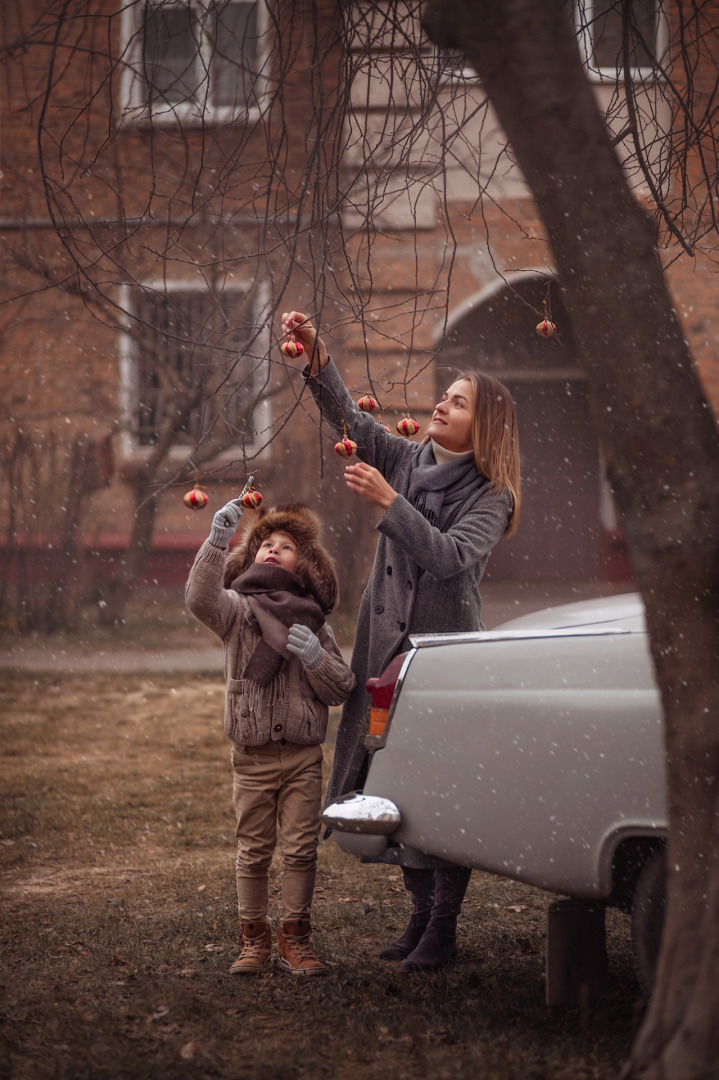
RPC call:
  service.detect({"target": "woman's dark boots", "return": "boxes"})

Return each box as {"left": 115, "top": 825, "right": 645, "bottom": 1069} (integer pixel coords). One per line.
{"left": 400, "top": 865, "right": 472, "bottom": 973}
{"left": 378, "top": 867, "right": 434, "bottom": 960}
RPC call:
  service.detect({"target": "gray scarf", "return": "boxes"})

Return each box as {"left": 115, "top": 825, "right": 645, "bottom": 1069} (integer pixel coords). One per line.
{"left": 407, "top": 441, "right": 487, "bottom": 526}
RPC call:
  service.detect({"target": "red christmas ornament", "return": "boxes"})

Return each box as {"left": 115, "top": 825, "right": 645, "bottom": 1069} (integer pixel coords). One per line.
{"left": 378, "top": 422, "right": 392, "bottom": 433}
{"left": 281, "top": 337, "right": 304, "bottom": 358}
{"left": 184, "top": 483, "right": 209, "bottom": 511}
{"left": 535, "top": 317, "right": 557, "bottom": 338}
{"left": 358, "top": 394, "right": 377, "bottom": 413}
{"left": 335, "top": 436, "right": 358, "bottom": 458}
{"left": 334, "top": 421, "right": 357, "bottom": 458}
{"left": 241, "top": 487, "right": 263, "bottom": 509}
{"left": 396, "top": 415, "right": 420, "bottom": 437}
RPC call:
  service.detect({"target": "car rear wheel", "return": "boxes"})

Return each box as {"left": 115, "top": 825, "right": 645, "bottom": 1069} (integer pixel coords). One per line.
{"left": 630, "top": 845, "right": 666, "bottom": 997}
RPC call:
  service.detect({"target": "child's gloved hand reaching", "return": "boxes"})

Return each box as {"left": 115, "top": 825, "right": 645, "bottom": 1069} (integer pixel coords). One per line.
{"left": 209, "top": 499, "right": 244, "bottom": 550}
{"left": 287, "top": 623, "right": 323, "bottom": 669}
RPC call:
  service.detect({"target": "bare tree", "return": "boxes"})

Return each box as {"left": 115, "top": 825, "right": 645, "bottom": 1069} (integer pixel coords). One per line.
{"left": 419, "top": 1, "right": 719, "bottom": 1077}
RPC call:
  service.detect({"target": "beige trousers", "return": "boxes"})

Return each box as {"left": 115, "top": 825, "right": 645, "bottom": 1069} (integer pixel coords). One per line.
{"left": 231, "top": 740, "right": 323, "bottom": 921}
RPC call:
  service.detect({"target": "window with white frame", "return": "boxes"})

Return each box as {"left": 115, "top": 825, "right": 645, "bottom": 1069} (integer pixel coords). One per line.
{"left": 121, "top": 0, "right": 270, "bottom": 124}
{"left": 576, "top": 0, "right": 666, "bottom": 79}
{"left": 434, "top": 3, "right": 665, "bottom": 84}
{"left": 120, "top": 283, "right": 269, "bottom": 455}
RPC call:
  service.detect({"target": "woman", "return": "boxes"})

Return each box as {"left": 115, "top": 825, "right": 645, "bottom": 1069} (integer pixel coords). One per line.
{"left": 280, "top": 309, "right": 521, "bottom": 972}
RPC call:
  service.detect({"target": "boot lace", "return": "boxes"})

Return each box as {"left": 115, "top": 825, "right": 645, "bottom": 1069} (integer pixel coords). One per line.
{"left": 282, "top": 933, "right": 321, "bottom": 967}
{"left": 240, "top": 935, "right": 268, "bottom": 962}
{"left": 288, "top": 935, "right": 316, "bottom": 962}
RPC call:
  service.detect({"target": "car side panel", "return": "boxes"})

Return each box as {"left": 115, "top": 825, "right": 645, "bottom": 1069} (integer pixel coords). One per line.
{"left": 363, "top": 631, "right": 666, "bottom": 897}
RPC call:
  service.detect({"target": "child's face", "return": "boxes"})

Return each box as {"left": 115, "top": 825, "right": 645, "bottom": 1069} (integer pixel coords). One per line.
{"left": 254, "top": 531, "right": 299, "bottom": 573}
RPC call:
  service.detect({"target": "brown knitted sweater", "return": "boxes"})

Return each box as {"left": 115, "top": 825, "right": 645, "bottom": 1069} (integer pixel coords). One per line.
{"left": 185, "top": 540, "right": 355, "bottom": 746}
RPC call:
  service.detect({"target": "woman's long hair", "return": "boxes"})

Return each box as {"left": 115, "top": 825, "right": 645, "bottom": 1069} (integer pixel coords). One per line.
{"left": 458, "top": 370, "right": 521, "bottom": 536}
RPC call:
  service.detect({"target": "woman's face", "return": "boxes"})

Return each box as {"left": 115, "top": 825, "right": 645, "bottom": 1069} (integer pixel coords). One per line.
{"left": 426, "top": 378, "right": 475, "bottom": 453}
{"left": 254, "top": 531, "right": 299, "bottom": 573}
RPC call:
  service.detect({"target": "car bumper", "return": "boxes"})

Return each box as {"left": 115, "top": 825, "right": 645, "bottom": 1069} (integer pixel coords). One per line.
{"left": 322, "top": 792, "right": 401, "bottom": 858}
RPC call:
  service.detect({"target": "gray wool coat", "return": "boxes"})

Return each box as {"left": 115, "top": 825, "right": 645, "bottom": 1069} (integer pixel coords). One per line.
{"left": 306, "top": 361, "right": 512, "bottom": 808}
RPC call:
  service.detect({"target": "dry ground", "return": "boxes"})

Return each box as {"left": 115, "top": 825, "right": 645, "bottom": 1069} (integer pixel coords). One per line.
{"left": 1, "top": 670, "right": 645, "bottom": 1080}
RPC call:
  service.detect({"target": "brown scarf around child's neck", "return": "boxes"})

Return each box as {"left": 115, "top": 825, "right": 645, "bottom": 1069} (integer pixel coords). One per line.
{"left": 230, "top": 563, "right": 324, "bottom": 687}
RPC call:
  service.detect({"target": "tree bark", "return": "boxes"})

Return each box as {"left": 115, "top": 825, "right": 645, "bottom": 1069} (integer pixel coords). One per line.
{"left": 421, "top": 2, "right": 719, "bottom": 1077}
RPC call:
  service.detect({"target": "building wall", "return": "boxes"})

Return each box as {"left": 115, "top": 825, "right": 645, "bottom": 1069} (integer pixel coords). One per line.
{"left": 2, "top": 0, "right": 718, "bottom": 628}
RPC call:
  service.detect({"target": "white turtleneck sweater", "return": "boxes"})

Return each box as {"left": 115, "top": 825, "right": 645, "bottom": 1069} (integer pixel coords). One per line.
{"left": 430, "top": 439, "right": 474, "bottom": 467}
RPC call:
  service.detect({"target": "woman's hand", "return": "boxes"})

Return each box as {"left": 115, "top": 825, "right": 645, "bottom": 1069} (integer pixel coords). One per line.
{"left": 344, "top": 462, "right": 398, "bottom": 511}
{"left": 280, "top": 310, "right": 329, "bottom": 375}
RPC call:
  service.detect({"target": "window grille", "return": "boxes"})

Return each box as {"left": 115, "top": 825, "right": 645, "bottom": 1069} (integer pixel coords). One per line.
{"left": 122, "top": 0, "right": 270, "bottom": 124}
{"left": 126, "top": 285, "right": 265, "bottom": 452}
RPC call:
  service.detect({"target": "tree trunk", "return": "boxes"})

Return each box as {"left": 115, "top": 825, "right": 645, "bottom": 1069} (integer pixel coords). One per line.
{"left": 421, "top": 2, "right": 719, "bottom": 1077}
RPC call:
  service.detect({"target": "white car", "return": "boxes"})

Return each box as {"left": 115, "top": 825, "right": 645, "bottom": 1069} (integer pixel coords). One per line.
{"left": 323, "top": 593, "right": 667, "bottom": 999}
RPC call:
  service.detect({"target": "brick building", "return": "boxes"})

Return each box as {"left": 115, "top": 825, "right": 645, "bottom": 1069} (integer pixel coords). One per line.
{"left": 2, "top": 1, "right": 718, "bottom": 628}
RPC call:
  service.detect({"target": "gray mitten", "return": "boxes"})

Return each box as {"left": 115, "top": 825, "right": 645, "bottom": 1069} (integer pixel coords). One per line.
{"left": 208, "top": 499, "right": 244, "bottom": 550}
{"left": 287, "top": 623, "right": 323, "bottom": 669}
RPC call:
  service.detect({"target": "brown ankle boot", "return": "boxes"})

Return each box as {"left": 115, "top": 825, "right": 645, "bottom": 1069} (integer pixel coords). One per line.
{"left": 277, "top": 917, "right": 328, "bottom": 976}
{"left": 229, "top": 920, "right": 272, "bottom": 974}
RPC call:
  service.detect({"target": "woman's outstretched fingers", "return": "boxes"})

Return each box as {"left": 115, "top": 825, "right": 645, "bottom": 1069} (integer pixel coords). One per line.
{"left": 281, "top": 310, "right": 309, "bottom": 335}
{"left": 344, "top": 462, "right": 398, "bottom": 511}
{"left": 279, "top": 309, "right": 328, "bottom": 372}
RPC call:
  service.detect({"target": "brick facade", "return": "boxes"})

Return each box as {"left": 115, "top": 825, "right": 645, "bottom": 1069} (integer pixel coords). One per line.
{"left": 2, "top": 1, "right": 717, "bottom": 627}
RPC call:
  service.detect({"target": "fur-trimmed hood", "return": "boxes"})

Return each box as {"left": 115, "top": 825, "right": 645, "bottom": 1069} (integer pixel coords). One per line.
{"left": 223, "top": 504, "right": 339, "bottom": 614}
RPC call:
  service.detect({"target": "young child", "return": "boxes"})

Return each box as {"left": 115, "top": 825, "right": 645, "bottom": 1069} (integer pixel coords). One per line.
{"left": 185, "top": 499, "right": 355, "bottom": 976}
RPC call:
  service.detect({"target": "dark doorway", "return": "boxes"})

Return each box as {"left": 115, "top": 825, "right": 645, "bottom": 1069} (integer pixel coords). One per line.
{"left": 438, "top": 275, "right": 604, "bottom": 582}
{"left": 487, "top": 374, "right": 602, "bottom": 581}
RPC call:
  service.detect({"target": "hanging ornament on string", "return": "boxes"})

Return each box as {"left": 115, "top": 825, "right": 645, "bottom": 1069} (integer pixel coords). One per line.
{"left": 359, "top": 393, "right": 392, "bottom": 432}
{"left": 281, "top": 334, "right": 304, "bottom": 359}
{"left": 357, "top": 393, "right": 377, "bottom": 414}
{"left": 396, "top": 413, "right": 420, "bottom": 437}
{"left": 334, "top": 420, "right": 358, "bottom": 458}
{"left": 184, "top": 480, "right": 209, "bottom": 511}
{"left": 239, "top": 475, "right": 263, "bottom": 509}
{"left": 535, "top": 298, "right": 557, "bottom": 338}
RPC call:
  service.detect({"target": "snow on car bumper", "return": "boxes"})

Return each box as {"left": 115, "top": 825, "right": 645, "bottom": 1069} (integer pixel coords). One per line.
{"left": 322, "top": 793, "right": 401, "bottom": 858}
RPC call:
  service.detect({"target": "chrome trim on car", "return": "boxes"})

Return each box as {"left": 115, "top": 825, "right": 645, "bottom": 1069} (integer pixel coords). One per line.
{"left": 409, "top": 626, "right": 633, "bottom": 648}
{"left": 321, "top": 792, "right": 402, "bottom": 835}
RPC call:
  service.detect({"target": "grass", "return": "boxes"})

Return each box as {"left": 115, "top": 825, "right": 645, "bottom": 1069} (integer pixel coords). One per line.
{"left": 0, "top": 671, "right": 644, "bottom": 1080}
{"left": 0, "top": 587, "right": 357, "bottom": 652}
{"left": 0, "top": 588, "right": 214, "bottom": 651}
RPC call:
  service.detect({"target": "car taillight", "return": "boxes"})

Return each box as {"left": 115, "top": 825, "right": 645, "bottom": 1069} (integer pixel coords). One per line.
{"left": 366, "top": 652, "right": 408, "bottom": 738}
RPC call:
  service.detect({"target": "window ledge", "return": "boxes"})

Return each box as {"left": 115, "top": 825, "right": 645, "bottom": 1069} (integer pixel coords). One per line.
{"left": 119, "top": 103, "right": 264, "bottom": 129}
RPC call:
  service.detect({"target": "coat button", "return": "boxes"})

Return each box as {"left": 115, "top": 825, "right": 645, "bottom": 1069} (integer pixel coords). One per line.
{"left": 374, "top": 604, "right": 384, "bottom": 614}
{"left": 386, "top": 565, "right": 393, "bottom": 575}
{"left": 274, "top": 724, "right": 283, "bottom": 732}
{"left": 398, "top": 621, "right": 406, "bottom": 632}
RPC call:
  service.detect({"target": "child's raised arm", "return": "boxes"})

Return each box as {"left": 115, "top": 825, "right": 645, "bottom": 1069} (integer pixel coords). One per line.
{"left": 185, "top": 498, "right": 245, "bottom": 639}
{"left": 209, "top": 498, "right": 244, "bottom": 550}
